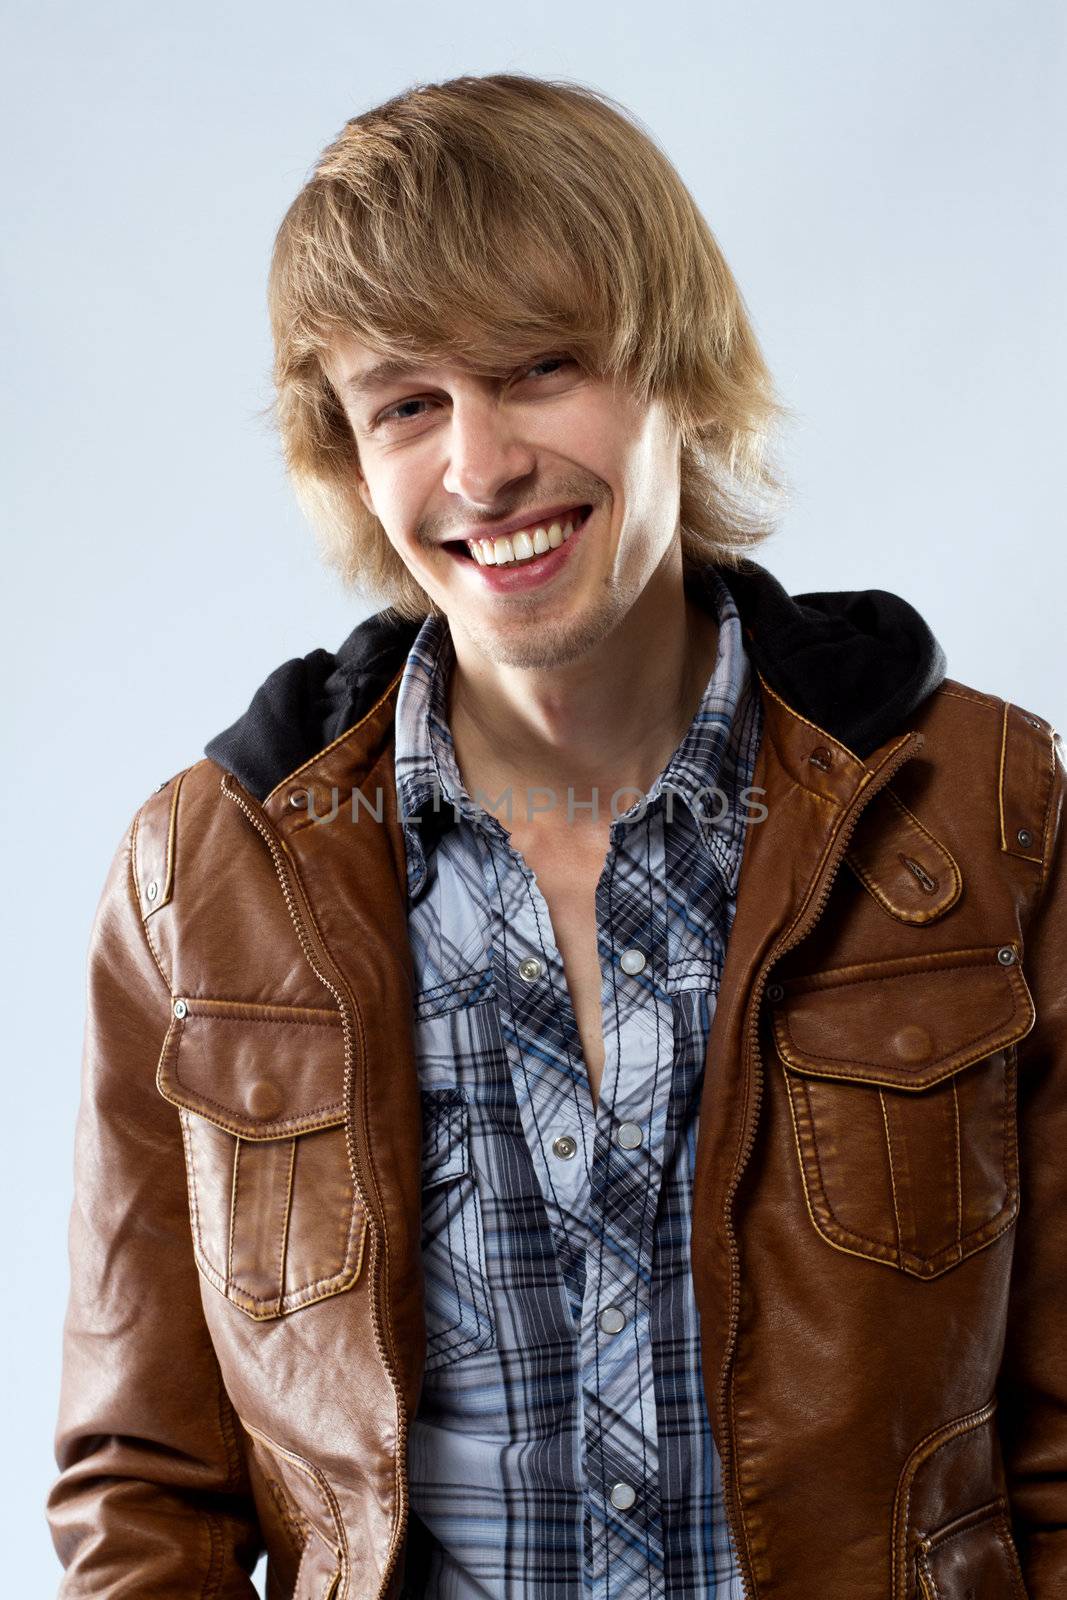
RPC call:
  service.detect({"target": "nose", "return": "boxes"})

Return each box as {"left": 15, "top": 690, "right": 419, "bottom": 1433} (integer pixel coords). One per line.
{"left": 442, "top": 390, "right": 538, "bottom": 506}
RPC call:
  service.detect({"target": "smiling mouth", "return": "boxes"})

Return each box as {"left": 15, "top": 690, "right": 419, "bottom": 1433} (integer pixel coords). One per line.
{"left": 444, "top": 505, "right": 592, "bottom": 566}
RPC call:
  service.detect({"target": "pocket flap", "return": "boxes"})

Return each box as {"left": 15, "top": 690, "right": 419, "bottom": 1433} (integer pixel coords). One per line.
{"left": 421, "top": 1086, "right": 471, "bottom": 1187}
{"left": 157, "top": 998, "right": 347, "bottom": 1139}
{"left": 771, "top": 944, "right": 1036, "bottom": 1090}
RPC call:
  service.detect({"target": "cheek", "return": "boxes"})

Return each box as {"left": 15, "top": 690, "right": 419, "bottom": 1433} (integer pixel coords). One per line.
{"left": 540, "top": 402, "right": 625, "bottom": 485}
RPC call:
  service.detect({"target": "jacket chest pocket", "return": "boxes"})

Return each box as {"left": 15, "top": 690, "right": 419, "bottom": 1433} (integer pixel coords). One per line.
{"left": 770, "top": 945, "right": 1036, "bottom": 1279}
{"left": 156, "top": 998, "right": 367, "bottom": 1318}
{"left": 420, "top": 1086, "right": 496, "bottom": 1372}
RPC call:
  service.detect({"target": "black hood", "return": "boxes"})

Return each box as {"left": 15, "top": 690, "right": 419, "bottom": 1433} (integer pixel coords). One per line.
{"left": 204, "top": 556, "right": 947, "bottom": 804}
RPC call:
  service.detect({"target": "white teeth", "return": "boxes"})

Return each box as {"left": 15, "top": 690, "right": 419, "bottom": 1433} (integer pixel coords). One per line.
{"left": 467, "top": 511, "right": 582, "bottom": 567}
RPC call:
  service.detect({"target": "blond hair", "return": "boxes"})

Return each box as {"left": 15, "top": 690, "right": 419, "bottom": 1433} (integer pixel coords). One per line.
{"left": 266, "top": 72, "right": 790, "bottom": 621}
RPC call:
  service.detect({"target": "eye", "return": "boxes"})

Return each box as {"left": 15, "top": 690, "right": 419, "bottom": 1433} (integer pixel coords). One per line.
{"left": 371, "top": 356, "right": 577, "bottom": 431}
{"left": 374, "top": 396, "right": 430, "bottom": 428}
{"left": 523, "top": 355, "right": 574, "bottom": 380}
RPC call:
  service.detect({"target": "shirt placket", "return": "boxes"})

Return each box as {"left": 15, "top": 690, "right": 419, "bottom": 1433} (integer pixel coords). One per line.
{"left": 480, "top": 799, "right": 674, "bottom": 1598}
{"left": 581, "top": 803, "right": 674, "bottom": 1599}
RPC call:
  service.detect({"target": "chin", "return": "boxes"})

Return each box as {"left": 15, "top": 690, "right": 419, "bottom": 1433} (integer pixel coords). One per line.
{"left": 460, "top": 599, "right": 620, "bottom": 674}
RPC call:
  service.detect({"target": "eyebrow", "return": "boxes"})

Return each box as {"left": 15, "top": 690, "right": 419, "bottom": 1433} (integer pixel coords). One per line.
{"left": 341, "top": 359, "right": 432, "bottom": 400}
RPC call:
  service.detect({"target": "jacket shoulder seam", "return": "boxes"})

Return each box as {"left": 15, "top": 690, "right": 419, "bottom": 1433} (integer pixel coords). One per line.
{"left": 129, "top": 797, "right": 177, "bottom": 994}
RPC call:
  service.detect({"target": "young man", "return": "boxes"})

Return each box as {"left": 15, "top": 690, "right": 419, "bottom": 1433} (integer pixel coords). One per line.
{"left": 47, "top": 73, "right": 1065, "bottom": 1600}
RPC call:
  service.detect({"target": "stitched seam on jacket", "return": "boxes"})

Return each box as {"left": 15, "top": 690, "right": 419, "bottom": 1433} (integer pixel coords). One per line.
{"left": 991, "top": 1513, "right": 1028, "bottom": 1597}
{"left": 1036, "top": 730, "right": 1060, "bottom": 892}
{"left": 848, "top": 789, "right": 962, "bottom": 920}
{"left": 778, "top": 988, "right": 1023, "bottom": 1080}
{"left": 878, "top": 1090, "right": 904, "bottom": 1267}
{"left": 227, "top": 1137, "right": 240, "bottom": 1291}
{"left": 213, "top": 1172, "right": 365, "bottom": 1311}
{"left": 277, "top": 1137, "right": 296, "bottom": 1308}
{"left": 262, "top": 662, "right": 407, "bottom": 808}
{"left": 130, "top": 807, "right": 174, "bottom": 993}
{"left": 950, "top": 1080, "right": 962, "bottom": 1254}
{"left": 891, "top": 1398, "right": 997, "bottom": 1600}
{"left": 353, "top": 739, "right": 408, "bottom": 1588}
{"left": 757, "top": 671, "right": 866, "bottom": 767}
{"left": 239, "top": 1418, "right": 349, "bottom": 1578}
{"left": 786, "top": 1060, "right": 1017, "bottom": 1271}
{"left": 934, "top": 686, "right": 998, "bottom": 710}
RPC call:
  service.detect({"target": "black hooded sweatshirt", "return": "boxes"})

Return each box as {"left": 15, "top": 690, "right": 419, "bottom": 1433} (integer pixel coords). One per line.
{"left": 204, "top": 556, "right": 947, "bottom": 803}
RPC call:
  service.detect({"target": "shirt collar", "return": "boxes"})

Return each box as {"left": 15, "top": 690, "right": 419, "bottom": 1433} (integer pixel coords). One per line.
{"left": 394, "top": 562, "right": 759, "bottom": 901}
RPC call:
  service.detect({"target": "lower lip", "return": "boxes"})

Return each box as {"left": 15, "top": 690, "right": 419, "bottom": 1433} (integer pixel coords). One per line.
{"left": 446, "top": 507, "right": 593, "bottom": 593}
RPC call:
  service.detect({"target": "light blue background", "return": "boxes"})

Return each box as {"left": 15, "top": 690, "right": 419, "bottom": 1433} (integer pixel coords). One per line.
{"left": 5, "top": 2, "right": 1064, "bottom": 1589}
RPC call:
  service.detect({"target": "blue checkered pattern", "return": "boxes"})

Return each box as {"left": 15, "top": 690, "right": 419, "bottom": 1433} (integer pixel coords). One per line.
{"left": 393, "top": 565, "right": 762, "bottom": 1597}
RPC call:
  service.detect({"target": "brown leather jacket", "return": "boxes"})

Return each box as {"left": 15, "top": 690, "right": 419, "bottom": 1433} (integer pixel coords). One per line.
{"left": 46, "top": 561, "right": 1067, "bottom": 1598}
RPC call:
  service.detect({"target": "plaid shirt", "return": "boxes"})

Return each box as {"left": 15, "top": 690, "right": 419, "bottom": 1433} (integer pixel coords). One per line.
{"left": 393, "top": 565, "right": 762, "bottom": 1598}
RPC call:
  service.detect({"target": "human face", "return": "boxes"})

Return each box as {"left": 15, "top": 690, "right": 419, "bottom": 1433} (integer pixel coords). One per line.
{"left": 324, "top": 334, "right": 683, "bottom": 672}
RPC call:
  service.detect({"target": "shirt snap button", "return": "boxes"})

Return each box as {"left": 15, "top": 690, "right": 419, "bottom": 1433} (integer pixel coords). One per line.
{"left": 619, "top": 948, "right": 646, "bottom": 975}
{"left": 997, "top": 946, "right": 1017, "bottom": 965}
{"left": 552, "top": 1134, "right": 577, "bottom": 1159}
{"left": 609, "top": 1481, "right": 637, "bottom": 1510}
{"left": 598, "top": 1305, "right": 627, "bottom": 1335}
{"left": 518, "top": 957, "right": 544, "bottom": 982}
{"left": 615, "top": 1122, "right": 643, "bottom": 1150}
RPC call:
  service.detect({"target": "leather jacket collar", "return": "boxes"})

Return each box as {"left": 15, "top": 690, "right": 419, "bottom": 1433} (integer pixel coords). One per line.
{"left": 203, "top": 556, "right": 947, "bottom": 800}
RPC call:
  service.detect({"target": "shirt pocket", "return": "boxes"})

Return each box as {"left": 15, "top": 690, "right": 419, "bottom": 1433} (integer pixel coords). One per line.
{"left": 156, "top": 997, "right": 368, "bottom": 1318}
{"left": 419, "top": 1085, "right": 496, "bottom": 1372}
{"left": 770, "top": 944, "right": 1036, "bottom": 1279}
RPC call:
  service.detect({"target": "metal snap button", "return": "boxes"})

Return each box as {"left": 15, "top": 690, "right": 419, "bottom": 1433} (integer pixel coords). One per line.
{"left": 619, "top": 948, "right": 646, "bottom": 976}
{"left": 809, "top": 746, "right": 834, "bottom": 770}
{"left": 146, "top": 880, "right": 158, "bottom": 901}
{"left": 615, "top": 1122, "right": 643, "bottom": 1150}
{"left": 173, "top": 999, "right": 187, "bottom": 1019}
{"left": 518, "top": 957, "right": 544, "bottom": 982}
{"left": 288, "top": 789, "right": 309, "bottom": 808}
{"left": 766, "top": 982, "right": 785, "bottom": 1003}
{"left": 1017, "top": 829, "right": 1033, "bottom": 848}
{"left": 997, "top": 946, "right": 1017, "bottom": 965}
{"left": 609, "top": 1481, "right": 637, "bottom": 1510}
{"left": 552, "top": 1134, "right": 577, "bottom": 1159}
{"left": 598, "top": 1305, "right": 627, "bottom": 1335}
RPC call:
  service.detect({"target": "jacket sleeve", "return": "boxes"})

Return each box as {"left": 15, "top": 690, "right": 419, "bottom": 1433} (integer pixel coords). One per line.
{"left": 45, "top": 802, "right": 264, "bottom": 1595}
{"left": 996, "top": 729, "right": 1067, "bottom": 1593}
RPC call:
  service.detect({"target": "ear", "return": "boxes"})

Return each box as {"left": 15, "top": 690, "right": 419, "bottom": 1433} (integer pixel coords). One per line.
{"left": 355, "top": 473, "right": 376, "bottom": 518}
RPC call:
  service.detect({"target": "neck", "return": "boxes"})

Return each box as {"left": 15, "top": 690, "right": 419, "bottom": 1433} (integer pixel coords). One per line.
{"left": 444, "top": 564, "right": 719, "bottom": 838}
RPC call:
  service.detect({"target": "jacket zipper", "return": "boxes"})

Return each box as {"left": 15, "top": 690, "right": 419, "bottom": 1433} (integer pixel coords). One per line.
{"left": 220, "top": 774, "right": 409, "bottom": 1600}
{"left": 715, "top": 730, "right": 924, "bottom": 1598}
{"left": 914, "top": 1536, "right": 937, "bottom": 1600}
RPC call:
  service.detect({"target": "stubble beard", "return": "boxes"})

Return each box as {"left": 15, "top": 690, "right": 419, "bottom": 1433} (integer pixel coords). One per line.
{"left": 455, "top": 570, "right": 638, "bottom": 672}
